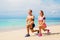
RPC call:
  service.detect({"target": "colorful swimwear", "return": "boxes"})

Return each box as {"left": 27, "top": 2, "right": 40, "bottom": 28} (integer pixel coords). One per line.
{"left": 38, "top": 16, "right": 46, "bottom": 28}
{"left": 38, "top": 16, "right": 45, "bottom": 21}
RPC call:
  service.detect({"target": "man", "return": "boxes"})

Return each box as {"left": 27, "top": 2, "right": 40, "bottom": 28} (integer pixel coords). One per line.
{"left": 25, "top": 9, "right": 39, "bottom": 37}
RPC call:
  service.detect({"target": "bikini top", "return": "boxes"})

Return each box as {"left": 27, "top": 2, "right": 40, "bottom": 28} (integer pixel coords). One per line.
{"left": 38, "top": 16, "right": 45, "bottom": 21}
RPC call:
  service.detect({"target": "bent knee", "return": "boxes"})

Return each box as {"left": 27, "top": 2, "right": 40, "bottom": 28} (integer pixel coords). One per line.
{"left": 30, "top": 29, "right": 34, "bottom": 32}
{"left": 43, "top": 29, "right": 46, "bottom": 31}
{"left": 26, "top": 26, "right": 29, "bottom": 28}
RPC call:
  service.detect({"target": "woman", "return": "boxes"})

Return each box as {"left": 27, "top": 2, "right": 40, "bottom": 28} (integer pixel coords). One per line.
{"left": 38, "top": 10, "right": 50, "bottom": 37}
{"left": 25, "top": 9, "right": 39, "bottom": 37}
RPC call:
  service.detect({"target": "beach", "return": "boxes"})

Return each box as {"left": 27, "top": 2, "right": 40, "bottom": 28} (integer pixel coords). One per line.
{"left": 0, "top": 0, "right": 60, "bottom": 40}
{"left": 0, "top": 25, "right": 60, "bottom": 40}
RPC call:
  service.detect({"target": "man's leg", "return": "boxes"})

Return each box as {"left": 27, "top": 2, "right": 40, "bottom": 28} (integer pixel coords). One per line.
{"left": 30, "top": 28, "right": 39, "bottom": 33}
{"left": 30, "top": 25, "right": 39, "bottom": 33}
{"left": 25, "top": 25, "right": 30, "bottom": 37}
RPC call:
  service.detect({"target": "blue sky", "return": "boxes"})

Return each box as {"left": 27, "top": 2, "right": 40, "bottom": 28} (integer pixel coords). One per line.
{"left": 0, "top": 0, "right": 60, "bottom": 18}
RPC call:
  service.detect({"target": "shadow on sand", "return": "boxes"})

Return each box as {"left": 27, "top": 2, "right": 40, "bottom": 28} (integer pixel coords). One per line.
{"left": 30, "top": 32, "right": 60, "bottom": 37}
{"left": 43, "top": 32, "right": 60, "bottom": 36}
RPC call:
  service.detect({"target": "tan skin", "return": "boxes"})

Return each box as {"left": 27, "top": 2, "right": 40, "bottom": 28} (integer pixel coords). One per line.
{"left": 38, "top": 10, "right": 49, "bottom": 34}
{"left": 26, "top": 10, "right": 38, "bottom": 34}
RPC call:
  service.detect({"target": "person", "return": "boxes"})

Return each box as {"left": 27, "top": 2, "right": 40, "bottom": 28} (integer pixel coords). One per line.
{"left": 25, "top": 9, "right": 39, "bottom": 37}
{"left": 38, "top": 10, "right": 50, "bottom": 37}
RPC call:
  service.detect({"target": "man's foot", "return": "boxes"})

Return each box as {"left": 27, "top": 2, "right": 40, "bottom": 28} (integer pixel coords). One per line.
{"left": 38, "top": 33, "right": 42, "bottom": 37}
{"left": 25, "top": 34, "right": 30, "bottom": 37}
{"left": 36, "top": 31, "right": 39, "bottom": 35}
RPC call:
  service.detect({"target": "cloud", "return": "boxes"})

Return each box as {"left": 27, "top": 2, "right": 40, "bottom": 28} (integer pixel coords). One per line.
{"left": 37, "top": 0, "right": 60, "bottom": 17}
{"left": 0, "top": 0, "right": 60, "bottom": 18}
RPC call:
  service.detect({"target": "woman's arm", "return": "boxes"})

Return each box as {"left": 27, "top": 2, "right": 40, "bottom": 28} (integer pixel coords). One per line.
{"left": 43, "top": 20, "right": 45, "bottom": 24}
{"left": 41, "top": 17, "right": 45, "bottom": 24}
{"left": 39, "top": 20, "right": 45, "bottom": 26}
{"left": 41, "top": 17, "right": 46, "bottom": 25}
{"left": 40, "top": 17, "right": 46, "bottom": 26}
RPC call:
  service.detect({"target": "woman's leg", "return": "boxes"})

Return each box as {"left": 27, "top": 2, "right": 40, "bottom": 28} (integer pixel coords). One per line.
{"left": 39, "top": 26, "right": 42, "bottom": 34}
{"left": 38, "top": 26, "right": 42, "bottom": 36}
{"left": 42, "top": 28, "right": 50, "bottom": 34}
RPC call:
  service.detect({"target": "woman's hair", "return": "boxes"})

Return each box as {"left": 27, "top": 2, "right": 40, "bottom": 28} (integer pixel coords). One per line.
{"left": 40, "top": 10, "right": 46, "bottom": 20}
{"left": 40, "top": 10, "right": 44, "bottom": 16}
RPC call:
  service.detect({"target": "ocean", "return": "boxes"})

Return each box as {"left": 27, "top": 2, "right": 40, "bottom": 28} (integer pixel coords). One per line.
{"left": 0, "top": 18, "right": 60, "bottom": 30}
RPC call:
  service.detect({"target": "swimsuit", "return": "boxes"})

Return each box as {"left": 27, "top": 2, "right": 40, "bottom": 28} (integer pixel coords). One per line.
{"left": 30, "top": 19, "right": 35, "bottom": 29}
{"left": 38, "top": 16, "right": 46, "bottom": 28}
{"left": 27, "top": 16, "right": 35, "bottom": 29}
{"left": 38, "top": 16, "right": 45, "bottom": 21}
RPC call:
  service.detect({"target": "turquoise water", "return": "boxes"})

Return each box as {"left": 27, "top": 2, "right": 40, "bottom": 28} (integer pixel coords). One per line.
{"left": 0, "top": 18, "right": 60, "bottom": 30}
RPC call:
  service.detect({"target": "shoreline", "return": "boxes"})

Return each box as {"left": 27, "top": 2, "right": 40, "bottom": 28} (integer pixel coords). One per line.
{"left": 0, "top": 24, "right": 60, "bottom": 32}
{"left": 0, "top": 26, "right": 25, "bottom": 32}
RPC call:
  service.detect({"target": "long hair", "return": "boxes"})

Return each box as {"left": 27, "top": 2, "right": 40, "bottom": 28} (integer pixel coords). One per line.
{"left": 40, "top": 10, "right": 46, "bottom": 20}
{"left": 40, "top": 10, "right": 44, "bottom": 16}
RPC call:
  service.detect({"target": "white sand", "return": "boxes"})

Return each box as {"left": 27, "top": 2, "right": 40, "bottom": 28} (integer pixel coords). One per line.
{"left": 0, "top": 25, "right": 60, "bottom": 40}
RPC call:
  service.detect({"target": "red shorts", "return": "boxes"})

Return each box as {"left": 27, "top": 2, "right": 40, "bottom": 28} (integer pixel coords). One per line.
{"left": 42, "top": 23, "right": 47, "bottom": 28}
